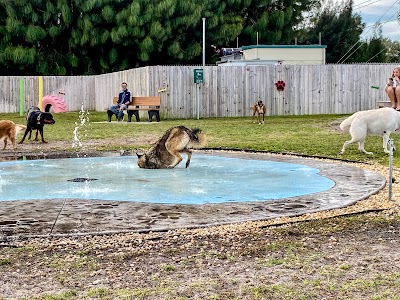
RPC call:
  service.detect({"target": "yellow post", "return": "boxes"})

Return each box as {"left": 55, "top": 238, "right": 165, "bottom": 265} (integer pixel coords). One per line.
{"left": 38, "top": 76, "right": 43, "bottom": 110}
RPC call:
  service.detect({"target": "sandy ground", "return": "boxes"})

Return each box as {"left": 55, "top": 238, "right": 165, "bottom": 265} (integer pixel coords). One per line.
{"left": 1, "top": 138, "right": 400, "bottom": 299}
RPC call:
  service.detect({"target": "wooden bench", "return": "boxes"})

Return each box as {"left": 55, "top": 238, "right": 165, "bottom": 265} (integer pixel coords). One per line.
{"left": 107, "top": 96, "right": 161, "bottom": 122}
{"left": 376, "top": 100, "right": 392, "bottom": 108}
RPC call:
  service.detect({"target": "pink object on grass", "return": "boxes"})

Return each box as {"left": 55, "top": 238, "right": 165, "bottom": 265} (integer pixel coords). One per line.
{"left": 42, "top": 95, "right": 68, "bottom": 113}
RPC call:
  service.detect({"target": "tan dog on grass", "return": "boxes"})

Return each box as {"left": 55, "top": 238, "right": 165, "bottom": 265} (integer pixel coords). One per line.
{"left": 252, "top": 99, "right": 266, "bottom": 124}
{"left": 0, "top": 120, "right": 27, "bottom": 150}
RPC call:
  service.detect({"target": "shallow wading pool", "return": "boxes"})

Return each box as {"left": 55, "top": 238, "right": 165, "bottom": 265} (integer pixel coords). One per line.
{"left": 0, "top": 154, "right": 335, "bottom": 204}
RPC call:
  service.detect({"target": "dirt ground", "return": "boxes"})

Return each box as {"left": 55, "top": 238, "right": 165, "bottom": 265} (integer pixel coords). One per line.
{"left": 1, "top": 139, "right": 400, "bottom": 299}
{"left": 0, "top": 135, "right": 157, "bottom": 157}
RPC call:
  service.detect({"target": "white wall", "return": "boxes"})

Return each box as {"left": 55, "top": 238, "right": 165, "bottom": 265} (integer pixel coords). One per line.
{"left": 243, "top": 46, "right": 326, "bottom": 65}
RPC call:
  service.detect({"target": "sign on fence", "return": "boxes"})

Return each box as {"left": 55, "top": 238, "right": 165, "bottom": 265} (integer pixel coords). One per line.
{"left": 194, "top": 69, "right": 204, "bottom": 84}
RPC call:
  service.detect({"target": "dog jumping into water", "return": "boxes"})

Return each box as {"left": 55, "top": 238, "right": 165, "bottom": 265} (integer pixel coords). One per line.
{"left": 19, "top": 106, "right": 55, "bottom": 144}
{"left": 339, "top": 107, "right": 400, "bottom": 155}
{"left": 137, "top": 126, "right": 206, "bottom": 169}
{"left": 0, "top": 120, "right": 26, "bottom": 150}
{"left": 252, "top": 99, "right": 266, "bottom": 124}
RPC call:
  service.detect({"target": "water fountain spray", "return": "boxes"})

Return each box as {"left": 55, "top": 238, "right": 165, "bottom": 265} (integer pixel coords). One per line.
{"left": 72, "top": 103, "right": 90, "bottom": 153}
{"left": 71, "top": 103, "right": 94, "bottom": 185}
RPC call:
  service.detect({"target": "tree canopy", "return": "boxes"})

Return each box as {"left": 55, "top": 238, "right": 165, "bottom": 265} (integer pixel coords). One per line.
{"left": 0, "top": 0, "right": 319, "bottom": 75}
{"left": 298, "top": 0, "right": 399, "bottom": 63}
{"left": 0, "top": 0, "right": 397, "bottom": 75}
{"left": 297, "top": 0, "right": 364, "bottom": 63}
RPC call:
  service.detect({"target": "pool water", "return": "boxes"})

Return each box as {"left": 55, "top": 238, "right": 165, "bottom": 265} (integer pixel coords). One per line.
{"left": 0, "top": 154, "right": 335, "bottom": 204}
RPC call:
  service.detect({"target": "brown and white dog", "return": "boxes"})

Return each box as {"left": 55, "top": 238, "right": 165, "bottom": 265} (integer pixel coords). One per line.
{"left": 0, "top": 120, "right": 27, "bottom": 150}
{"left": 137, "top": 126, "right": 206, "bottom": 169}
{"left": 252, "top": 100, "right": 266, "bottom": 124}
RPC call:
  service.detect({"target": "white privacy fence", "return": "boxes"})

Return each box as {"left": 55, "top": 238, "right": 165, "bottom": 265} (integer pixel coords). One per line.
{"left": 0, "top": 64, "right": 397, "bottom": 118}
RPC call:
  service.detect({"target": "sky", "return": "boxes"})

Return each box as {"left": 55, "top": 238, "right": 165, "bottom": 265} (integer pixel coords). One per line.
{"left": 330, "top": 0, "right": 400, "bottom": 41}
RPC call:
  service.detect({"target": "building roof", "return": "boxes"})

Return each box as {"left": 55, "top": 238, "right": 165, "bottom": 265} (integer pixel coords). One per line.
{"left": 242, "top": 45, "right": 327, "bottom": 50}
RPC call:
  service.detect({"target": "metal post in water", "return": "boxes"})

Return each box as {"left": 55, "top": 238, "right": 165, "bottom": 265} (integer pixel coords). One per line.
{"left": 389, "top": 139, "right": 394, "bottom": 201}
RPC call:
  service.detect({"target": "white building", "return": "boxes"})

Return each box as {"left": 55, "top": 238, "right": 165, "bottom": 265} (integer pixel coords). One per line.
{"left": 217, "top": 45, "right": 327, "bottom": 65}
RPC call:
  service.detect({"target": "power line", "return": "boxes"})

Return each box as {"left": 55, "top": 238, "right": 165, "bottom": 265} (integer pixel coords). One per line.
{"left": 361, "top": 0, "right": 398, "bottom": 34}
{"left": 336, "top": 0, "right": 399, "bottom": 63}
{"left": 362, "top": 18, "right": 398, "bottom": 30}
{"left": 337, "top": 42, "right": 362, "bottom": 64}
{"left": 342, "top": 16, "right": 396, "bottom": 63}
{"left": 324, "top": 0, "right": 382, "bottom": 12}
{"left": 366, "top": 48, "right": 386, "bottom": 62}
{"left": 354, "top": 0, "right": 379, "bottom": 6}
{"left": 339, "top": 43, "right": 364, "bottom": 64}
{"left": 354, "top": 0, "right": 383, "bottom": 9}
{"left": 341, "top": 18, "right": 396, "bottom": 63}
{"left": 361, "top": 9, "right": 399, "bottom": 36}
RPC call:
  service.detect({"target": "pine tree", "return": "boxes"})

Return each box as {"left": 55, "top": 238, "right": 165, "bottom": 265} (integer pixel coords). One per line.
{"left": 299, "top": 0, "right": 365, "bottom": 63}
{"left": 0, "top": 0, "right": 323, "bottom": 74}
{"left": 0, "top": 0, "right": 76, "bottom": 75}
{"left": 239, "top": 0, "right": 320, "bottom": 45}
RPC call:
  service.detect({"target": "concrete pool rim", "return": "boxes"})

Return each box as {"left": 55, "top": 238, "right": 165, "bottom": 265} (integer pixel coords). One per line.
{"left": 0, "top": 150, "right": 386, "bottom": 237}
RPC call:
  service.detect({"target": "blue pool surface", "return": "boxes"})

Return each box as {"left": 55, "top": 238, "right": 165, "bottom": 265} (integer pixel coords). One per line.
{"left": 0, "top": 155, "right": 335, "bottom": 204}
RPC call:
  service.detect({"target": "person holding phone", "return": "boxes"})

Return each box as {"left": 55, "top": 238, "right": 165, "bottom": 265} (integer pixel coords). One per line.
{"left": 386, "top": 67, "right": 400, "bottom": 110}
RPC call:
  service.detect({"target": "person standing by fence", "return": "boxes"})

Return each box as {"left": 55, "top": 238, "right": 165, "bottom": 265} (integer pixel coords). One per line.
{"left": 110, "top": 82, "right": 131, "bottom": 121}
{"left": 386, "top": 67, "right": 400, "bottom": 110}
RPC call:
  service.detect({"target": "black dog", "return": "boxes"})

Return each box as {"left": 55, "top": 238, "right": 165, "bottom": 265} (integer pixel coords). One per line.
{"left": 19, "top": 107, "right": 55, "bottom": 144}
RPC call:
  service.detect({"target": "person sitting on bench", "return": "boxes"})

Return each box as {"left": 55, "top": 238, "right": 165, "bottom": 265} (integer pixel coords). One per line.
{"left": 109, "top": 82, "right": 131, "bottom": 121}
{"left": 386, "top": 67, "right": 400, "bottom": 110}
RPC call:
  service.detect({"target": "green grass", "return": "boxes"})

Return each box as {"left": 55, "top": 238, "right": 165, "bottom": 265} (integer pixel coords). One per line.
{"left": 0, "top": 258, "right": 12, "bottom": 266}
{"left": 1, "top": 111, "right": 399, "bottom": 166}
{"left": 160, "top": 264, "right": 176, "bottom": 272}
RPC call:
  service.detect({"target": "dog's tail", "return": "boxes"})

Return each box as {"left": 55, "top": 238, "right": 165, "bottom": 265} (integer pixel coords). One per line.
{"left": 339, "top": 115, "right": 356, "bottom": 132}
{"left": 188, "top": 128, "right": 207, "bottom": 148}
{"left": 15, "top": 124, "right": 27, "bottom": 134}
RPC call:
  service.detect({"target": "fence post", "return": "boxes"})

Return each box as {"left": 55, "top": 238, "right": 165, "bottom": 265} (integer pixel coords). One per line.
{"left": 38, "top": 76, "right": 43, "bottom": 110}
{"left": 19, "top": 77, "right": 24, "bottom": 116}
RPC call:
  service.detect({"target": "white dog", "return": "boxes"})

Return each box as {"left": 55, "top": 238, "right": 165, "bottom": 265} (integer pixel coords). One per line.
{"left": 339, "top": 107, "right": 400, "bottom": 155}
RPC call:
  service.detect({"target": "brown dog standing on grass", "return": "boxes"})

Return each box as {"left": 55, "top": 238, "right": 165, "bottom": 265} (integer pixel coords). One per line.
{"left": 0, "top": 120, "right": 27, "bottom": 150}
{"left": 252, "top": 99, "right": 266, "bottom": 124}
{"left": 137, "top": 126, "right": 206, "bottom": 169}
